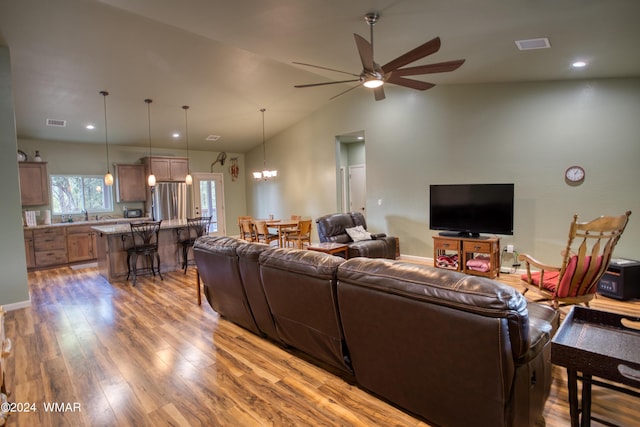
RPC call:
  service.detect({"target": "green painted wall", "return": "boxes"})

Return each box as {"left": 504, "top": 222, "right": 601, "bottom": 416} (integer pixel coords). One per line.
{"left": 246, "top": 78, "right": 640, "bottom": 264}
{"left": 0, "top": 46, "right": 30, "bottom": 307}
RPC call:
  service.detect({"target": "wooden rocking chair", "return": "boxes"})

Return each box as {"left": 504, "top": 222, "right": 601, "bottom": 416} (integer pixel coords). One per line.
{"left": 519, "top": 211, "right": 631, "bottom": 308}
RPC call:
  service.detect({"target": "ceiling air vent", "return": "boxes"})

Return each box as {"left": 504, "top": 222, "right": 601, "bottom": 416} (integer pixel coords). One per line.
{"left": 515, "top": 38, "right": 551, "bottom": 51}
{"left": 206, "top": 135, "right": 221, "bottom": 142}
{"left": 46, "top": 118, "right": 67, "bottom": 127}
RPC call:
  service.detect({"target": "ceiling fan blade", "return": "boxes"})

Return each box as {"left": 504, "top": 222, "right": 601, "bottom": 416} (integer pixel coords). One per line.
{"left": 382, "top": 37, "right": 441, "bottom": 73}
{"left": 292, "top": 62, "right": 360, "bottom": 77}
{"left": 354, "top": 33, "right": 374, "bottom": 71}
{"left": 295, "top": 79, "right": 360, "bottom": 88}
{"left": 393, "top": 59, "right": 466, "bottom": 76}
{"left": 329, "top": 83, "right": 363, "bottom": 100}
{"left": 387, "top": 75, "right": 436, "bottom": 91}
{"left": 374, "top": 86, "right": 385, "bottom": 101}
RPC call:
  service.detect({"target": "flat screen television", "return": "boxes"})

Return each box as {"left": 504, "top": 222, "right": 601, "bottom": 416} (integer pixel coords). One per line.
{"left": 429, "top": 183, "right": 514, "bottom": 237}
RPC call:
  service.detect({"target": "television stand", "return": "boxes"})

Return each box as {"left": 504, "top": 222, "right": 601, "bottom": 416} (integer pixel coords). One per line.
{"left": 433, "top": 235, "right": 501, "bottom": 279}
{"left": 438, "top": 231, "right": 481, "bottom": 238}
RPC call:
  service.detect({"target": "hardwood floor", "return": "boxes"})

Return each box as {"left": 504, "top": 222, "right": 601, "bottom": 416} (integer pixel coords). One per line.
{"left": 3, "top": 265, "right": 639, "bottom": 426}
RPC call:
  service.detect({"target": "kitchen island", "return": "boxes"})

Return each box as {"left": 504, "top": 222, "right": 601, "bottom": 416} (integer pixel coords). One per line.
{"left": 92, "top": 219, "right": 190, "bottom": 283}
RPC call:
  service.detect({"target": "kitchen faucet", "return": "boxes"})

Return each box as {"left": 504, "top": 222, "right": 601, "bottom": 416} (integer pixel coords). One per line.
{"left": 82, "top": 209, "right": 88, "bottom": 221}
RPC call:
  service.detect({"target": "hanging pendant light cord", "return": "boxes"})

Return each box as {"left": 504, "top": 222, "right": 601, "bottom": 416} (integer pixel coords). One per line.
{"left": 183, "top": 105, "right": 190, "bottom": 172}
{"left": 101, "top": 91, "right": 110, "bottom": 172}
{"left": 145, "top": 98, "right": 153, "bottom": 173}
{"left": 261, "top": 108, "right": 266, "bottom": 169}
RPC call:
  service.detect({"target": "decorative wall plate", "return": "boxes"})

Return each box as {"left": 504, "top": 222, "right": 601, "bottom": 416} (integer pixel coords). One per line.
{"left": 17, "top": 150, "right": 27, "bottom": 162}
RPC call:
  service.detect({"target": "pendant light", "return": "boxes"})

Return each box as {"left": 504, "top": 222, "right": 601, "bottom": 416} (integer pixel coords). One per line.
{"left": 145, "top": 98, "right": 156, "bottom": 187}
{"left": 100, "top": 90, "right": 114, "bottom": 186}
{"left": 253, "top": 108, "right": 277, "bottom": 180}
{"left": 182, "top": 105, "right": 193, "bottom": 185}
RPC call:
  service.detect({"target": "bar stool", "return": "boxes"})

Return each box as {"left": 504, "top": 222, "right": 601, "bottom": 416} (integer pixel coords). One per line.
{"left": 126, "top": 220, "right": 163, "bottom": 286}
{"left": 178, "top": 216, "right": 212, "bottom": 274}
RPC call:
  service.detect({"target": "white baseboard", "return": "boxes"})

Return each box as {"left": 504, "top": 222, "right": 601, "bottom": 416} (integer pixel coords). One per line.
{"left": 2, "top": 299, "right": 31, "bottom": 311}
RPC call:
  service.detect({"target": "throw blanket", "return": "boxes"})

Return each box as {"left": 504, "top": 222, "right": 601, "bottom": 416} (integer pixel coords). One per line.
{"left": 436, "top": 254, "right": 459, "bottom": 269}
{"left": 466, "top": 255, "right": 491, "bottom": 272}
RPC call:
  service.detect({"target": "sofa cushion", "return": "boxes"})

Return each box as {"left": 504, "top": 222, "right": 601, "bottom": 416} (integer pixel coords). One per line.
{"left": 337, "top": 257, "right": 531, "bottom": 359}
{"left": 193, "top": 236, "right": 261, "bottom": 334}
{"left": 258, "top": 248, "right": 351, "bottom": 373}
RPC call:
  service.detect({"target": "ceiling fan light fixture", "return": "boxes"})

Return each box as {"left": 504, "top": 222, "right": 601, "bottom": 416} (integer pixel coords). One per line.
{"left": 363, "top": 78, "right": 384, "bottom": 88}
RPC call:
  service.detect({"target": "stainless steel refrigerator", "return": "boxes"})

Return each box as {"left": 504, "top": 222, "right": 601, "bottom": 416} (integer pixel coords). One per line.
{"left": 151, "top": 182, "right": 191, "bottom": 221}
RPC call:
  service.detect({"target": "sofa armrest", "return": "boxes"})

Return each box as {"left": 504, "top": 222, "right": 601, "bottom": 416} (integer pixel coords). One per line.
{"left": 370, "top": 233, "right": 387, "bottom": 239}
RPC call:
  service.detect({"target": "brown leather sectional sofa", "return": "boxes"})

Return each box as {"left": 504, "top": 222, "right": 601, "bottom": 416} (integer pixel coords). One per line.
{"left": 194, "top": 235, "right": 559, "bottom": 427}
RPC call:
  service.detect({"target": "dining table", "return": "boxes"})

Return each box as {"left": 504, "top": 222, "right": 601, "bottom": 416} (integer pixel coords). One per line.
{"left": 265, "top": 219, "right": 300, "bottom": 247}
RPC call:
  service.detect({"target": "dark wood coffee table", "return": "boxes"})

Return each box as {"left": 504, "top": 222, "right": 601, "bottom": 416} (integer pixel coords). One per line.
{"left": 307, "top": 242, "right": 349, "bottom": 258}
{"left": 551, "top": 306, "right": 640, "bottom": 427}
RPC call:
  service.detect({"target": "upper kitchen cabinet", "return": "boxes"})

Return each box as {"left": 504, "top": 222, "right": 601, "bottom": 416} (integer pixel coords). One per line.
{"left": 114, "top": 164, "right": 146, "bottom": 202}
{"left": 19, "top": 162, "right": 49, "bottom": 206}
{"left": 142, "top": 156, "right": 188, "bottom": 182}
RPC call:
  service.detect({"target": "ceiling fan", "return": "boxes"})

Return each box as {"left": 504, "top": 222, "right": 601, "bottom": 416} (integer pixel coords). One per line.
{"left": 294, "top": 13, "right": 465, "bottom": 101}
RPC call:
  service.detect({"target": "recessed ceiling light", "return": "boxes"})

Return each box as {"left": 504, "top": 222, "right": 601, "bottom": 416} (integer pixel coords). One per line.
{"left": 172, "top": 132, "right": 180, "bottom": 138}
{"left": 572, "top": 61, "right": 587, "bottom": 68}
{"left": 206, "top": 135, "right": 221, "bottom": 142}
{"left": 86, "top": 124, "right": 95, "bottom": 130}
{"left": 357, "top": 136, "right": 364, "bottom": 140}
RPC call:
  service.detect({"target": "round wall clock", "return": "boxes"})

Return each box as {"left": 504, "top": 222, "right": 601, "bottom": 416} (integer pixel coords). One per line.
{"left": 565, "top": 165, "right": 585, "bottom": 183}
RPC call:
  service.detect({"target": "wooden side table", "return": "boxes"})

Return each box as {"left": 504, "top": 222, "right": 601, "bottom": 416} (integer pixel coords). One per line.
{"left": 307, "top": 242, "right": 349, "bottom": 258}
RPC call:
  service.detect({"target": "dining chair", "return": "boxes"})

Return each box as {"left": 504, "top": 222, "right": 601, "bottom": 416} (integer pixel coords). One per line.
{"left": 237, "top": 216, "right": 252, "bottom": 238}
{"left": 126, "top": 220, "right": 163, "bottom": 286}
{"left": 240, "top": 219, "right": 257, "bottom": 242}
{"left": 254, "top": 220, "right": 279, "bottom": 246}
{"left": 519, "top": 211, "right": 631, "bottom": 308}
{"left": 284, "top": 219, "right": 312, "bottom": 249}
{"left": 178, "top": 216, "right": 212, "bottom": 274}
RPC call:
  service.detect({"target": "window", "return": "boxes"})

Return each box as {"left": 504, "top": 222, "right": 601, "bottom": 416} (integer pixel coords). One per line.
{"left": 50, "top": 175, "right": 113, "bottom": 214}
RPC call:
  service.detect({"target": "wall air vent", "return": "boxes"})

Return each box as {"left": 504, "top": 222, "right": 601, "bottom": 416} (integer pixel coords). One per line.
{"left": 206, "top": 135, "right": 221, "bottom": 142}
{"left": 515, "top": 38, "right": 551, "bottom": 51}
{"left": 46, "top": 118, "right": 67, "bottom": 127}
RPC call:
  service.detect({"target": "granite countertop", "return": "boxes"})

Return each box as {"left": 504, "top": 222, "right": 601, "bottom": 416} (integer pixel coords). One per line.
{"left": 24, "top": 217, "right": 151, "bottom": 230}
{"left": 91, "top": 219, "right": 188, "bottom": 235}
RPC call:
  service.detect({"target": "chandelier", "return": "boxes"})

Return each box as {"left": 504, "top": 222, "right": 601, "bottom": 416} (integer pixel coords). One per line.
{"left": 252, "top": 108, "right": 277, "bottom": 180}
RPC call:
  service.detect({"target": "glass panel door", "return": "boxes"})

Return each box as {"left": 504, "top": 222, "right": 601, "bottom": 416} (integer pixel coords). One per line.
{"left": 192, "top": 173, "right": 225, "bottom": 236}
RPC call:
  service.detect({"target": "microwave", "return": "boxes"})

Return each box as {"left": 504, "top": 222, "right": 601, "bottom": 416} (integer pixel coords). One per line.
{"left": 124, "top": 208, "right": 143, "bottom": 218}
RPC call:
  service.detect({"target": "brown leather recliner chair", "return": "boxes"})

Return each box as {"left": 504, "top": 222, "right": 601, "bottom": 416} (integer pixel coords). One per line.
{"left": 316, "top": 212, "right": 397, "bottom": 259}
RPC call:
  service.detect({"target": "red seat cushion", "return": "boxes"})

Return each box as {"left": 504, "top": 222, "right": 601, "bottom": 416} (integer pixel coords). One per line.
{"left": 521, "top": 255, "right": 602, "bottom": 298}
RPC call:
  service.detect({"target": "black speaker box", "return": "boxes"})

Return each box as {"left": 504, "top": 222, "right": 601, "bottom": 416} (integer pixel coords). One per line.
{"left": 597, "top": 259, "right": 640, "bottom": 301}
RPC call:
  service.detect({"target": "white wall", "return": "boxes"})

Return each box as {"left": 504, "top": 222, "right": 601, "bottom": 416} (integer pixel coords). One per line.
{"left": 246, "top": 78, "right": 640, "bottom": 264}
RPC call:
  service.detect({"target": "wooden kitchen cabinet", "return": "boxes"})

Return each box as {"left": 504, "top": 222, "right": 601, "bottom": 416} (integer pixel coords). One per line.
{"left": 24, "top": 229, "right": 35, "bottom": 269}
{"left": 19, "top": 162, "right": 49, "bottom": 206}
{"left": 33, "top": 227, "right": 67, "bottom": 267}
{"left": 115, "top": 163, "right": 146, "bottom": 202}
{"left": 67, "top": 225, "right": 97, "bottom": 263}
{"left": 143, "top": 156, "right": 188, "bottom": 182}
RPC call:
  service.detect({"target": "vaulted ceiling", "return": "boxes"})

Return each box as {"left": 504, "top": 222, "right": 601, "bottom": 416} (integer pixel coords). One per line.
{"left": 1, "top": 0, "right": 639, "bottom": 152}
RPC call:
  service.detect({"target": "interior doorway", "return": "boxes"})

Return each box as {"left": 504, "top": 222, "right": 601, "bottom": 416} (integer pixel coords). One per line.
{"left": 191, "top": 172, "right": 226, "bottom": 236}
{"left": 349, "top": 164, "right": 366, "bottom": 216}
{"left": 336, "top": 131, "right": 366, "bottom": 216}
